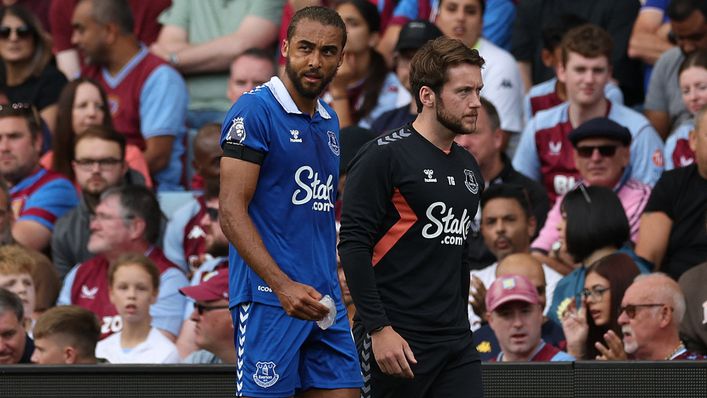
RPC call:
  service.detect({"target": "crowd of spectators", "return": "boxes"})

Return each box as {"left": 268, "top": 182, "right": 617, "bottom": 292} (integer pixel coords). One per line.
{"left": 0, "top": 0, "right": 705, "bottom": 371}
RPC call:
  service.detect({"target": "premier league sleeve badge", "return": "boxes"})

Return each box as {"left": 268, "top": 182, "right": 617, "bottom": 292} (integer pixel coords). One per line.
{"left": 226, "top": 117, "right": 247, "bottom": 144}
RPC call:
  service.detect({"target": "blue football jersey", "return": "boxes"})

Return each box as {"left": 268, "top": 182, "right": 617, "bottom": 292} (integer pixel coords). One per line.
{"left": 220, "top": 77, "right": 343, "bottom": 310}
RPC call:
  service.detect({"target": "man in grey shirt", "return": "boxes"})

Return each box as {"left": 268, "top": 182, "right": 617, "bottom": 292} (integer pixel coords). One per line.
{"left": 644, "top": 0, "right": 707, "bottom": 139}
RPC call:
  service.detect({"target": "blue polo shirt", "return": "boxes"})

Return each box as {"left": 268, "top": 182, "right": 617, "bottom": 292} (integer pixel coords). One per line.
{"left": 220, "top": 76, "right": 343, "bottom": 310}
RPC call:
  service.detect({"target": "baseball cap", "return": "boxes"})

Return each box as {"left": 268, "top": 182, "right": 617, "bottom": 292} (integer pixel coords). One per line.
{"left": 568, "top": 117, "right": 632, "bottom": 147}
{"left": 179, "top": 268, "right": 229, "bottom": 302}
{"left": 485, "top": 274, "right": 539, "bottom": 313}
{"left": 394, "top": 20, "right": 444, "bottom": 52}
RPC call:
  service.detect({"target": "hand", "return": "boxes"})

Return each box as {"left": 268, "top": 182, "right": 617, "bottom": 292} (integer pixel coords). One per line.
{"left": 595, "top": 330, "right": 627, "bottom": 360}
{"left": 330, "top": 51, "right": 357, "bottom": 92}
{"left": 149, "top": 43, "right": 169, "bottom": 60}
{"left": 275, "top": 280, "right": 330, "bottom": 321}
{"left": 560, "top": 300, "right": 588, "bottom": 358}
{"left": 469, "top": 275, "right": 487, "bottom": 319}
{"left": 370, "top": 326, "right": 417, "bottom": 379}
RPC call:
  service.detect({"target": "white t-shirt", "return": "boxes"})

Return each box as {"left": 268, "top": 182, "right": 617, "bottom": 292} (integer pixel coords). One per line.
{"left": 476, "top": 37, "right": 525, "bottom": 134}
{"left": 96, "top": 327, "right": 180, "bottom": 364}
{"left": 468, "top": 261, "right": 563, "bottom": 331}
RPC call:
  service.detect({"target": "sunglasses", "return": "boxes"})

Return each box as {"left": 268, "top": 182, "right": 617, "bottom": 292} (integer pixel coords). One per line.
{"left": 619, "top": 303, "right": 670, "bottom": 319}
{"left": 575, "top": 145, "right": 619, "bottom": 158}
{"left": 195, "top": 302, "right": 229, "bottom": 315}
{"left": 205, "top": 207, "right": 219, "bottom": 221}
{"left": 0, "top": 25, "right": 32, "bottom": 40}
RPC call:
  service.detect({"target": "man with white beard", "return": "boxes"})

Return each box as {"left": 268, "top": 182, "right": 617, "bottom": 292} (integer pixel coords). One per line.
{"left": 617, "top": 273, "right": 706, "bottom": 360}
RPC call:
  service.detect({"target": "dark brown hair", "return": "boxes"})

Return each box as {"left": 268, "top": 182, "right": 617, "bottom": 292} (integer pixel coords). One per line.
{"left": 52, "top": 78, "right": 113, "bottom": 180}
{"left": 583, "top": 253, "right": 641, "bottom": 359}
{"left": 410, "top": 36, "right": 485, "bottom": 113}
{"left": 561, "top": 24, "right": 613, "bottom": 66}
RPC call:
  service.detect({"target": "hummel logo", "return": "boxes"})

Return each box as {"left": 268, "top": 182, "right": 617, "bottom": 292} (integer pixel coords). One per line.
{"left": 424, "top": 169, "right": 437, "bottom": 183}
{"left": 500, "top": 79, "right": 513, "bottom": 89}
{"left": 377, "top": 128, "right": 411, "bottom": 145}
{"left": 290, "top": 130, "right": 302, "bottom": 143}
{"left": 549, "top": 141, "right": 562, "bottom": 155}
{"left": 80, "top": 285, "right": 98, "bottom": 300}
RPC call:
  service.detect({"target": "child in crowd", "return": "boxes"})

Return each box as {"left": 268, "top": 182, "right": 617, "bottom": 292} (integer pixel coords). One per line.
{"left": 0, "top": 245, "right": 37, "bottom": 333}
{"left": 95, "top": 254, "right": 179, "bottom": 364}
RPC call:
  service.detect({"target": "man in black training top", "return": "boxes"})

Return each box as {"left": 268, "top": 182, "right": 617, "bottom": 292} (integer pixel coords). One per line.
{"left": 339, "top": 36, "right": 485, "bottom": 398}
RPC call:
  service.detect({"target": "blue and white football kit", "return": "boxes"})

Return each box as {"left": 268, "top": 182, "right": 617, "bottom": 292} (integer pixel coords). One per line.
{"left": 220, "top": 76, "right": 362, "bottom": 397}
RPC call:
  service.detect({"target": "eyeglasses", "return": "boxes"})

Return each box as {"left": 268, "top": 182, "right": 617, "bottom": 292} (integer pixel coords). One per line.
{"left": 0, "top": 25, "right": 33, "bottom": 40}
{"left": 74, "top": 158, "right": 123, "bottom": 170}
{"left": 575, "top": 145, "right": 619, "bottom": 158}
{"left": 619, "top": 303, "right": 671, "bottom": 319}
{"left": 205, "top": 207, "right": 219, "bottom": 221}
{"left": 580, "top": 286, "right": 610, "bottom": 302}
{"left": 195, "top": 302, "right": 229, "bottom": 315}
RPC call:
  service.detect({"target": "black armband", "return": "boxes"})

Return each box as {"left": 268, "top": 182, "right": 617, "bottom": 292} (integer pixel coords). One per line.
{"left": 222, "top": 142, "right": 266, "bottom": 165}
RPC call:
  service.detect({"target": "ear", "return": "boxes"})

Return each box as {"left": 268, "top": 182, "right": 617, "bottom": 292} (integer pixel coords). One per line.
{"left": 368, "top": 31, "right": 380, "bottom": 49}
{"left": 108, "top": 286, "right": 116, "bottom": 306}
{"left": 659, "top": 305, "right": 673, "bottom": 329}
{"left": 527, "top": 215, "right": 537, "bottom": 238}
{"left": 418, "top": 86, "right": 436, "bottom": 109}
{"left": 540, "top": 49, "right": 555, "bottom": 69}
{"left": 128, "top": 217, "right": 147, "bottom": 241}
{"left": 64, "top": 346, "right": 77, "bottom": 364}
{"left": 281, "top": 39, "right": 289, "bottom": 59}
{"left": 619, "top": 146, "right": 631, "bottom": 168}
{"left": 150, "top": 289, "right": 158, "bottom": 305}
{"left": 120, "top": 160, "right": 129, "bottom": 177}
{"left": 33, "top": 131, "right": 43, "bottom": 154}
{"left": 492, "top": 128, "right": 504, "bottom": 151}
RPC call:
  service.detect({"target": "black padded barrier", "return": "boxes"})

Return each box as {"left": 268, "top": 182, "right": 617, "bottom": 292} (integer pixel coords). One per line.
{"left": 1, "top": 362, "right": 706, "bottom": 398}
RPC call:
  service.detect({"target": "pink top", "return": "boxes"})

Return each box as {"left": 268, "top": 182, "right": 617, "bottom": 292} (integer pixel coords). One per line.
{"left": 532, "top": 179, "right": 652, "bottom": 252}
{"left": 40, "top": 144, "right": 153, "bottom": 188}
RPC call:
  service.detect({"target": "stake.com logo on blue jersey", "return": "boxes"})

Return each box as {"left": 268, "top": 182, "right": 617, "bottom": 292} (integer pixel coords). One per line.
{"left": 291, "top": 165, "right": 335, "bottom": 212}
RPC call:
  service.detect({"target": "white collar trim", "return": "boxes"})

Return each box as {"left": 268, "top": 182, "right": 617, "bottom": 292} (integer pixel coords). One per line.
{"left": 265, "top": 76, "right": 331, "bottom": 119}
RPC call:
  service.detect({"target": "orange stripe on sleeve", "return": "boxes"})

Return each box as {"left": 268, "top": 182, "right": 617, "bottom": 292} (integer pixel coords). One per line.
{"left": 372, "top": 188, "right": 417, "bottom": 266}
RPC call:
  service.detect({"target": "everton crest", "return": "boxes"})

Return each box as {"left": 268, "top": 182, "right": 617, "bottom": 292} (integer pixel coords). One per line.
{"left": 327, "top": 130, "right": 340, "bottom": 156}
{"left": 226, "top": 117, "right": 247, "bottom": 144}
{"left": 253, "top": 361, "right": 279, "bottom": 388}
{"left": 464, "top": 169, "right": 479, "bottom": 194}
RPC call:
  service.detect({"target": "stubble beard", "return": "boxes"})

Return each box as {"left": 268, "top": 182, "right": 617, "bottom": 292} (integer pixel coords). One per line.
{"left": 285, "top": 58, "right": 336, "bottom": 99}
{"left": 436, "top": 98, "right": 476, "bottom": 136}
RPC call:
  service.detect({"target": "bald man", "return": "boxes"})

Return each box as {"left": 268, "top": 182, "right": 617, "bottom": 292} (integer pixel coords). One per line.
{"left": 471, "top": 253, "right": 567, "bottom": 361}
{"left": 618, "top": 273, "right": 706, "bottom": 360}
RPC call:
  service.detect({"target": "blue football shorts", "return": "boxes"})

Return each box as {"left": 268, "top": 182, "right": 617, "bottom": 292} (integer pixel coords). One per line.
{"left": 232, "top": 301, "right": 363, "bottom": 397}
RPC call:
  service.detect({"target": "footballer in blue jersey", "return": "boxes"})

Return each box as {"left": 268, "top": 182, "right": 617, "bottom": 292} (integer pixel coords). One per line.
{"left": 219, "top": 7, "right": 362, "bottom": 398}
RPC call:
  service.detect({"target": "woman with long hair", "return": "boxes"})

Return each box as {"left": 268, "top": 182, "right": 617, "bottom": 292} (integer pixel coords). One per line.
{"left": 0, "top": 4, "right": 66, "bottom": 132}
{"left": 561, "top": 252, "right": 641, "bottom": 359}
{"left": 329, "top": 0, "right": 410, "bottom": 129}
{"left": 547, "top": 185, "right": 650, "bottom": 326}
{"left": 40, "top": 77, "right": 152, "bottom": 187}
{"left": 665, "top": 49, "right": 707, "bottom": 170}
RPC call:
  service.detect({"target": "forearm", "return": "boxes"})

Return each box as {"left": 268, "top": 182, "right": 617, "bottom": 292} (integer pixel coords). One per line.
{"left": 339, "top": 246, "right": 390, "bottom": 333}
{"left": 221, "top": 208, "right": 292, "bottom": 291}
{"left": 628, "top": 31, "right": 674, "bottom": 65}
{"left": 174, "top": 18, "right": 278, "bottom": 74}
